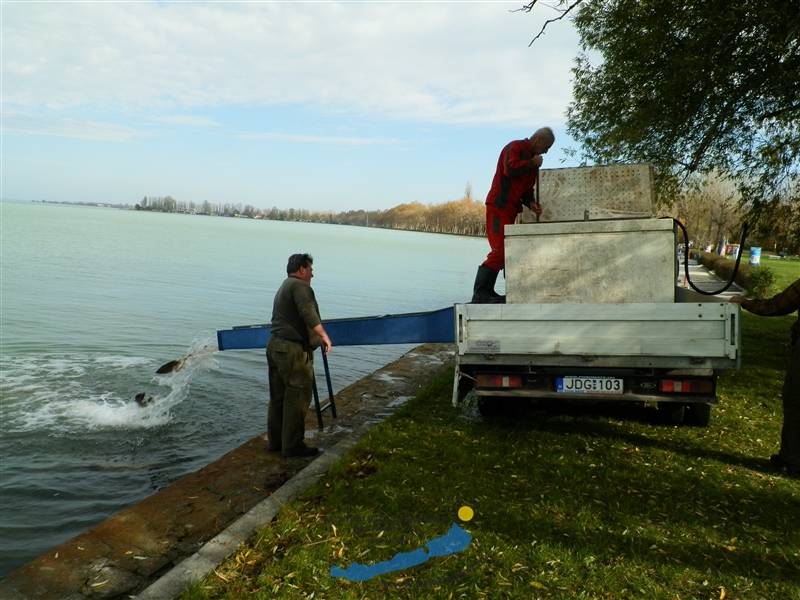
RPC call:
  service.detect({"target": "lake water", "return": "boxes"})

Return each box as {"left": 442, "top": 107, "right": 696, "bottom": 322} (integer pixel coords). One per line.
{"left": 0, "top": 201, "right": 489, "bottom": 576}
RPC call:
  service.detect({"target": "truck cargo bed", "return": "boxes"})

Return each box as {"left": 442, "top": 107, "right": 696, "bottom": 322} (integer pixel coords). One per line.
{"left": 455, "top": 302, "right": 740, "bottom": 370}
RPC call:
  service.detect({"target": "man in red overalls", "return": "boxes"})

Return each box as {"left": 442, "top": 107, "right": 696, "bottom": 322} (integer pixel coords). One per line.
{"left": 471, "top": 127, "right": 555, "bottom": 303}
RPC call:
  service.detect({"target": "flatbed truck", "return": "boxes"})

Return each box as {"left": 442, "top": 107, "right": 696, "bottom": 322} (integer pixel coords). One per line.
{"left": 452, "top": 295, "right": 740, "bottom": 425}
{"left": 451, "top": 165, "right": 741, "bottom": 426}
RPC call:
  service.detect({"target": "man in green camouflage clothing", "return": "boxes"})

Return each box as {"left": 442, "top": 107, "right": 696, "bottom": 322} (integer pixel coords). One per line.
{"left": 732, "top": 277, "right": 800, "bottom": 477}
{"left": 267, "top": 253, "right": 332, "bottom": 458}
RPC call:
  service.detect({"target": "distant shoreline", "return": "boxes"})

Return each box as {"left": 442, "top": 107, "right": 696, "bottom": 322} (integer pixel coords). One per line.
{"left": 21, "top": 198, "right": 487, "bottom": 239}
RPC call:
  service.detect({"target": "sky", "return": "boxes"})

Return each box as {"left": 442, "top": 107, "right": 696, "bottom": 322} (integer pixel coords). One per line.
{"left": 1, "top": 1, "right": 583, "bottom": 212}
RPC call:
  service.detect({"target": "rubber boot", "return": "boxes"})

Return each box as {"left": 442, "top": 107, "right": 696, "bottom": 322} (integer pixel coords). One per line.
{"left": 471, "top": 265, "right": 503, "bottom": 304}
{"left": 490, "top": 270, "right": 506, "bottom": 303}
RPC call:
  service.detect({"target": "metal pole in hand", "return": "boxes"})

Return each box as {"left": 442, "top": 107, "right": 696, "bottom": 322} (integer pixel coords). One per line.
{"left": 311, "top": 373, "right": 324, "bottom": 430}
{"left": 321, "top": 350, "right": 337, "bottom": 418}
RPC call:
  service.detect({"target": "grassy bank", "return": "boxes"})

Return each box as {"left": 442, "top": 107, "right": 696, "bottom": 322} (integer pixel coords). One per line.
{"left": 693, "top": 252, "right": 798, "bottom": 297}
{"left": 181, "top": 308, "right": 799, "bottom": 599}
{"left": 765, "top": 257, "right": 800, "bottom": 291}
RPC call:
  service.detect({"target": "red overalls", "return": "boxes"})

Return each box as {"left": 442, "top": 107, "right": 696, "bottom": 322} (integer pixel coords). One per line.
{"left": 482, "top": 139, "right": 538, "bottom": 272}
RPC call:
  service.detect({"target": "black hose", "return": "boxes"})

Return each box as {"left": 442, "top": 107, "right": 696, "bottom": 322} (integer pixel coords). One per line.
{"left": 671, "top": 217, "right": 749, "bottom": 296}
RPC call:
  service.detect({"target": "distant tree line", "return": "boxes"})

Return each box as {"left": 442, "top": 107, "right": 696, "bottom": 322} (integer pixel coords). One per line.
{"left": 668, "top": 174, "right": 800, "bottom": 255}
{"left": 133, "top": 176, "right": 799, "bottom": 252}
{"left": 134, "top": 187, "right": 486, "bottom": 237}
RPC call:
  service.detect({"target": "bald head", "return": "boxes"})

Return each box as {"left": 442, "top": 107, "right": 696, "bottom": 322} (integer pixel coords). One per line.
{"left": 531, "top": 127, "right": 555, "bottom": 154}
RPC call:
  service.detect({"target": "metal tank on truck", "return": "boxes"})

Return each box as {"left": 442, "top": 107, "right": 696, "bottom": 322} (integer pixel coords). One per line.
{"left": 452, "top": 164, "right": 741, "bottom": 426}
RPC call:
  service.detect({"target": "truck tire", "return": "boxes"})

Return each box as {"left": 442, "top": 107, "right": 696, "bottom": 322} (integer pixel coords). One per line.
{"left": 657, "top": 402, "right": 685, "bottom": 426}
{"left": 684, "top": 403, "right": 712, "bottom": 427}
{"left": 478, "top": 397, "right": 504, "bottom": 418}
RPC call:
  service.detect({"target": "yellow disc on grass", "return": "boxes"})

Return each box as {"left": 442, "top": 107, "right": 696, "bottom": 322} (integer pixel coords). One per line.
{"left": 458, "top": 505, "right": 474, "bottom": 522}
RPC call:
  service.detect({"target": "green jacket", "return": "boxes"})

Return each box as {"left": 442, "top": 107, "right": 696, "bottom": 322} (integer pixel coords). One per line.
{"left": 270, "top": 276, "right": 322, "bottom": 350}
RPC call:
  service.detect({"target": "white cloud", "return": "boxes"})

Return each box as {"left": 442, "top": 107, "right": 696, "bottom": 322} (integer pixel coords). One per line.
{"left": 2, "top": 111, "right": 145, "bottom": 142}
{"left": 234, "top": 131, "right": 400, "bottom": 145}
{"left": 1, "top": 2, "right": 579, "bottom": 126}
{"left": 149, "top": 115, "right": 221, "bottom": 127}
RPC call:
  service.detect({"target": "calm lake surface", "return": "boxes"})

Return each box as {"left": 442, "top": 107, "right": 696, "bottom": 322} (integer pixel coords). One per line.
{"left": 0, "top": 201, "right": 488, "bottom": 576}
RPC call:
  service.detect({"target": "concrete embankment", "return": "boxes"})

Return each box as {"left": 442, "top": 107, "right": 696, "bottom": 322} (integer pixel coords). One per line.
{"left": 0, "top": 344, "right": 454, "bottom": 600}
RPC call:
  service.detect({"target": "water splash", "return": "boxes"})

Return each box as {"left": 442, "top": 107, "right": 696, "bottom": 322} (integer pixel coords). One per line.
{"left": 155, "top": 336, "right": 219, "bottom": 374}
{"left": 1, "top": 336, "right": 220, "bottom": 433}
{"left": 148, "top": 337, "right": 220, "bottom": 421}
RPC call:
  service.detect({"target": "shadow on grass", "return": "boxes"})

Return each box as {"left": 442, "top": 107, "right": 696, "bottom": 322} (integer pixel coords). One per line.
{"left": 456, "top": 402, "right": 800, "bottom": 586}
{"left": 739, "top": 312, "right": 795, "bottom": 370}
{"left": 492, "top": 400, "right": 776, "bottom": 475}
{"left": 299, "top": 311, "right": 800, "bottom": 596}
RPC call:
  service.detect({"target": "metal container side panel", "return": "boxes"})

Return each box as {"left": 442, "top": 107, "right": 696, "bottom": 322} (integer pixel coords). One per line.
{"left": 456, "top": 353, "right": 735, "bottom": 370}
{"left": 454, "top": 303, "right": 740, "bottom": 365}
{"left": 458, "top": 302, "right": 732, "bottom": 321}
{"left": 519, "top": 163, "right": 655, "bottom": 223}
{"left": 505, "top": 224, "right": 676, "bottom": 304}
{"left": 464, "top": 321, "right": 727, "bottom": 356}
{"left": 507, "top": 218, "right": 673, "bottom": 237}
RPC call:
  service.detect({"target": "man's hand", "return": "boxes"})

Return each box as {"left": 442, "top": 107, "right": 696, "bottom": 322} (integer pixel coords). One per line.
{"left": 321, "top": 334, "right": 332, "bottom": 355}
{"left": 531, "top": 155, "right": 543, "bottom": 169}
{"left": 313, "top": 324, "right": 333, "bottom": 354}
{"left": 531, "top": 202, "right": 543, "bottom": 216}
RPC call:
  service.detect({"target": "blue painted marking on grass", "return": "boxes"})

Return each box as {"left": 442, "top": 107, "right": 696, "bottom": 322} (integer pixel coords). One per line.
{"left": 330, "top": 523, "right": 472, "bottom": 582}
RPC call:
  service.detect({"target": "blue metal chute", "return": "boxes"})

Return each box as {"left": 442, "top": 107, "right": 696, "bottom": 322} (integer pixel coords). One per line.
{"left": 215, "top": 305, "right": 455, "bottom": 430}
{"left": 216, "top": 325, "right": 268, "bottom": 351}
{"left": 216, "top": 306, "right": 455, "bottom": 351}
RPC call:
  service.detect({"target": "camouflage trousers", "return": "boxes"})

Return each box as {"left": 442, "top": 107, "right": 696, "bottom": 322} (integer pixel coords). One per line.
{"left": 267, "top": 337, "right": 313, "bottom": 455}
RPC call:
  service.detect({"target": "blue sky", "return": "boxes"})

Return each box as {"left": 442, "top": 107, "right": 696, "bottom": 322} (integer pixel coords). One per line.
{"left": 2, "top": 2, "right": 582, "bottom": 212}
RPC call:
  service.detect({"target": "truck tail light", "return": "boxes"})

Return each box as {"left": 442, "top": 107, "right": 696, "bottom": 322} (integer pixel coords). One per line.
{"left": 476, "top": 374, "right": 522, "bottom": 389}
{"left": 659, "top": 379, "right": 713, "bottom": 394}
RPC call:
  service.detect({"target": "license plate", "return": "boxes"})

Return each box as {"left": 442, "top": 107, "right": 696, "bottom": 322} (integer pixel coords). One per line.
{"left": 556, "top": 376, "right": 623, "bottom": 394}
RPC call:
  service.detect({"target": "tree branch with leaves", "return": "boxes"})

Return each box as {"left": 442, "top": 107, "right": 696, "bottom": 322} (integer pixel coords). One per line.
{"left": 521, "top": 0, "right": 800, "bottom": 251}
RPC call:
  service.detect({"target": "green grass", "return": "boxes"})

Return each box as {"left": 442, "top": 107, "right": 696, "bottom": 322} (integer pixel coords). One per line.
{"left": 181, "top": 313, "right": 800, "bottom": 600}
{"left": 763, "top": 258, "right": 800, "bottom": 292}
{"left": 735, "top": 253, "right": 799, "bottom": 293}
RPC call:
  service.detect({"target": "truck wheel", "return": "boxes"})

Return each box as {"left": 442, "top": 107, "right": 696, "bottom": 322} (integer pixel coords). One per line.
{"left": 657, "top": 403, "right": 685, "bottom": 426}
{"left": 454, "top": 374, "right": 474, "bottom": 405}
{"left": 684, "top": 403, "right": 711, "bottom": 427}
{"left": 478, "top": 397, "right": 504, "bottom": 418}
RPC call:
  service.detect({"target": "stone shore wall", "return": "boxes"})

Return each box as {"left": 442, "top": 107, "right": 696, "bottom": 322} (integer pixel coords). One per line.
{"left": 0, "top": 344, "right": 453, "bottom": 600}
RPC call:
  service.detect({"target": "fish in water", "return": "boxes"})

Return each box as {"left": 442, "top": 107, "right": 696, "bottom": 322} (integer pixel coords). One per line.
{"left": 156, "top": 357, "right": 186, "bottom": 374}
{"left": 134, "top": 392, "right": 155, "bottom": 407}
